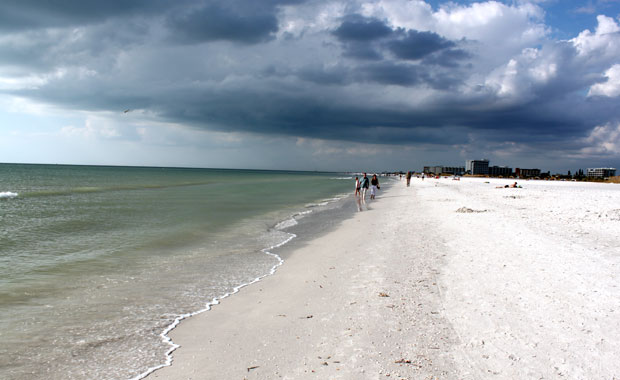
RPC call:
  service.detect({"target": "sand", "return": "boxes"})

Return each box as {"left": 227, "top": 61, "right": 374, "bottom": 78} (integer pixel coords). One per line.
{"left": 147, "top": 177, "right": 620, "bottom": 380}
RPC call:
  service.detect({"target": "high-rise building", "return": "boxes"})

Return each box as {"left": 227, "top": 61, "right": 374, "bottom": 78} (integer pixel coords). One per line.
{"left": 586, "top": 168, "right": 616, "bottom": 178}
{"left": 488, "top": 166, "right": 513, "bottom": 177}
{"left": 442, "top": 166, "right": 465, "bottom": 175}
{"left": 466, "top": 159, "right": 489, "bottom": 175}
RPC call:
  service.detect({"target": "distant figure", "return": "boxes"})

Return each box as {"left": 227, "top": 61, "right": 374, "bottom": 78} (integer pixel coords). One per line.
{"left": 359, "top": 173, "right": 370, "bottom": 199}
{"left": 406, "top": 171, "right": 411, "bottom": 187}
{"left": 496, "top": 182, "right": 520, "bottom": 189}
{"left": 370, "top": 174, "right": 380, "bottom": 199}
{"left": 354, "top": 177, "right": 360, "bottom": 196}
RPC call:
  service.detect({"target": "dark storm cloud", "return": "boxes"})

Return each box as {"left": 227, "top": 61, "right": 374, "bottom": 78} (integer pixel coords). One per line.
{"left": 166, "top": 3, "right": 279, "bottom": 45}
{"left": 332, "top": 16, "right": 469, "bottom": 68}
{"left": 421, "top": 48, "right": 471, "bottom": 68}
{"left": 0, "top": 0, "right": 174, "bottom": 31}
{"left": 166, "top": 0, "right": 307, "bottom": 45}
{"left": 0, "top": 21, "right": 149, "bottom": 73}
{"left": 331, "top": 15, "right": 392, "bottom": 60}
{"left": 147, "top": 85, "right": 602, "bottom": 147}
{"left": 153, "top": 90, "right": 459, "bottom": 144}
{"left": 387, "top": 29, "right": 456, "bottom": 60}
{"left": 332, "top": 15, "right": 393, "bottom": 41}
{"left": 7, "top": 59, "right": 612, "bottom": 151}
{"left": 297, "top": 65, "right": 352, "bottom": 85}
{"left": 341, "top": 42, "right": 384, "bottom": 60}
{"left": 359, "top": 62, "right": 422, "bottom": 86}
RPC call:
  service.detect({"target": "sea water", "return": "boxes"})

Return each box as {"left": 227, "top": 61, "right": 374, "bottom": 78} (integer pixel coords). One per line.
{"left": 0, "top": 164, "right": 355, "bottom": 380}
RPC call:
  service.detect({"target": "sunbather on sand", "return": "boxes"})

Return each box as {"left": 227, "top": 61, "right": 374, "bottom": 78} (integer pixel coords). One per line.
{"left": 496, "top": 182, "right": 520, "bottom": 188}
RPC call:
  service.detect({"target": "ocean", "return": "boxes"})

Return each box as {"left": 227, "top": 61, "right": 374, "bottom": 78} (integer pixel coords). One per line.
{"left": 0, "top": 164, "right": 356, "bottom": 380}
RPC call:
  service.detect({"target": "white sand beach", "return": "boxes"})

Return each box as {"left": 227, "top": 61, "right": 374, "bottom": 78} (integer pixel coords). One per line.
{"left": 148, "top": 177, "right": 620, "bottom": 380}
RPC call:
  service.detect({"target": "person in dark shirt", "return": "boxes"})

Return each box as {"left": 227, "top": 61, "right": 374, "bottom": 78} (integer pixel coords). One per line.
{"left": 370, "top": 174, "right": 380, "bottom": 199}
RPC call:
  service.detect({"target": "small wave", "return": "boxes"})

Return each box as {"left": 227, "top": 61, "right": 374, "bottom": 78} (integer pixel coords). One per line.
{"left": 0, "top": 192, "right": 18, "bottom": 199}
{"left": 305, "top": 202, "right": 329, "bottom": 208}
{"left": 322, "top": 196, "right": 344, "bottom": 202}
{"left": 330, "top": 177, "right": 353, "bottom": 180}
{"left": 275, "top": 218, "right": 298, "bottom": 230}
{"left": 305, "top": 195, "right": 347, "bottom": 208}
{"left": 274, "top": 209, "right": 313, "bottom": 230}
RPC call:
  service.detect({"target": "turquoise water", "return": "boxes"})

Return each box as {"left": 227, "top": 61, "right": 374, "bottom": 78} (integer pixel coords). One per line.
{"left": 0, "top": 164, "right": 353, "bottom": 380}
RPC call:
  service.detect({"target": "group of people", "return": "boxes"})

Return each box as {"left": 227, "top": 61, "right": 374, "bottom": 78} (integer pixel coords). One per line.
{"left": 354, "top": 172, "right": 380, "bottom": 199}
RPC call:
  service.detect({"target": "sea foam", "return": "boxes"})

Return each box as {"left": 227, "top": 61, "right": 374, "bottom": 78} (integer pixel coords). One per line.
{"left": 0, "top": 192, "right": 18, "bottom": 198}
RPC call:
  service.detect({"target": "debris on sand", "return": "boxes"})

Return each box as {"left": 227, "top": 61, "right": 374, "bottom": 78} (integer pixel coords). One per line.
{"left": 456, "top": 207, "right": 487, "bottom": 213}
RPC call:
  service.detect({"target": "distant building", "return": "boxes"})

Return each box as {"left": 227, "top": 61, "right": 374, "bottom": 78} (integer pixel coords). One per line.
{"left": 515, "top": 168, "right": 541, "bottom": 178}
{"left": 488, "top": 166, "right": 513, "bottom": 177}
{"left": 466, "top": 159, "right": 489, "bottom": 175}
{"left": 423, "top": 166, "right": 465, "bottom": 175}
{"left": 424, "top": 166, "right": 443, "bottom": 175}
{"left": 443, "top": 166, "right": 465, "bottom": 175}
{"left": 587, "top": 168, "right": 616, "bottom": 178}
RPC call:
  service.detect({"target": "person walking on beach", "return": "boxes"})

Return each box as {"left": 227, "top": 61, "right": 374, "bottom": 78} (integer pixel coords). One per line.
{"left": 370, "top": 174, "right": 380, "bottom": 199}
{"left": 359, "top": 173, "right": 370, "bottom": 199}
{"left": 354, "top": 176, "right": 360, "bottom": 196}
{"left": 406, "top": 171, "right": 411, "bottom": 187}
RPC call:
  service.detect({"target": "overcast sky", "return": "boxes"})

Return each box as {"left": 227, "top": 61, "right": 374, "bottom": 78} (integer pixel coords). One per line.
{"left": 1, "top": 0, "right": 619, "bottom": 172}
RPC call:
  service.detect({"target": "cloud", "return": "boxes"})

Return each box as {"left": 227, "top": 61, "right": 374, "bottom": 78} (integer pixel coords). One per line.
{"left": 1, "top": 0, "right": 620, "bottom": 171}
{"left": 0, "top": 0, "right": 174, "bottom": 31}
{"left": 387, "top": 29, "right": 455, "bottom": 60}
{"left": 589, "top": 64, "right": 620, "bottom": 96}
{"left": 332, "top": 15, "right": 392, "bottom": 60}
{"left": 359, "top": 62, "right": 422, "bottom": 85}
{"left": 296, "top": 64, "right": 352, "bottom": 85}
{"left": 166, "top": 2, "right": 280, "bottom": 45}
{"left": 332, "top": 15, "right": 393, "bottom": 41}
{"left": 580, "top": 122, "right": 620, "bottom": 157}
{"left": 571, "top": 15, "right": 620, "bottom": 60}
{"left": 341, "top": 42, "right": 384, "bottom": 60}
{"left": 60, "top": 115, "right": 141, "bottom": 140}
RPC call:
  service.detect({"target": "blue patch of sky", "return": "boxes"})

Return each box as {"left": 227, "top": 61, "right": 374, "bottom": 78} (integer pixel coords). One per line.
{"left": 543, "top": 0, "right": 619, "bottom": 39}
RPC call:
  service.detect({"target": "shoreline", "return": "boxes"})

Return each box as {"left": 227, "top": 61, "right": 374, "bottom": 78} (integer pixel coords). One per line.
{"left": 130, "top": 229, "right": 291, "bottom": 380}
{"left": 131, "top": 191, "right": 355, "bottom": 380}
{"left": 146, "top": 177, "right": 620, "bottom": 379}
